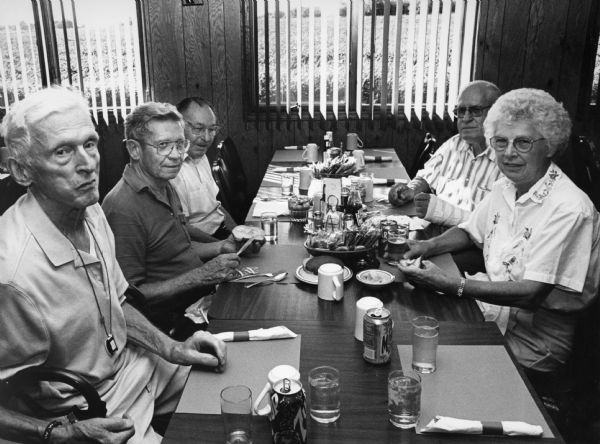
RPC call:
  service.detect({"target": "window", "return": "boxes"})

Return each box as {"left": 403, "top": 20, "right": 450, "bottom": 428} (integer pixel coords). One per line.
{"left": 0, "top": 0, "right": 146, "bottom": 122}
{"left": 246, "top": 0, "right": 479, "bottom": 120}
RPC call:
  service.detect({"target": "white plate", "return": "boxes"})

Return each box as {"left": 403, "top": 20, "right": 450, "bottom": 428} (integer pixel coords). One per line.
{"left": 356, "top": 269, "right": 395, "bottom": 288}
{"left": 295, "top": 265, "right": 353, "bottom": 285}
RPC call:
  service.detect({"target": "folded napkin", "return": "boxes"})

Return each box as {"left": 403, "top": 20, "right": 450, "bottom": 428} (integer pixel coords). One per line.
{"left": 372, "top": 178, "right": 408, "bottom": 186}
{"left": 272, "top": 167, "right": 301, "bottom": 173}
{"left": 252, "top": 200, "right": 290, "bottom": 217}
{"left": 365, "top": 155, "right": 393, "bottom": 163}
{"left": 283, "top": 145, "right": 302, "bottom": 150}
{"left": 385, "top": 215, "right": 430, "bottom": 231}
{"left": 420, "top": 416, "right": 543, "bottom": 437}
{"left": 213, "top": 326, "right": 297, "bottom": 342}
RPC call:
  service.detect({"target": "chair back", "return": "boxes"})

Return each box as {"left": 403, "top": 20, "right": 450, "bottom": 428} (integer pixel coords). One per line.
{"left": 212, "top": 137, "right": 248, "bottom": 223}
{"left": 409, "top": 133, "right": 438, "bottom": 178}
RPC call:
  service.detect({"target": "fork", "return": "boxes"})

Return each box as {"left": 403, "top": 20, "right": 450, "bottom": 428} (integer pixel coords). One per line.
{"left": 229, "top": 272, "right": 276, "bottom": 282}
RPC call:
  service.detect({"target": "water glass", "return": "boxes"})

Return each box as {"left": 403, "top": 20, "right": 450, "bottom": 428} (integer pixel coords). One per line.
{"left": 260, "top": 212, "right": 278, "bottom": 242}
{"left": 308, "top": 366, "right": 340, "bottom": 423}
{"left": 388, "top": 370, "right": 421, "bottom": 429}
{"left": 412, "top": 316, "right": 439, "bottom": 373}
{"left": 281, "top": 173, "right": 294, "bottom": 195}
{"left": 220, "top": 385, "right": 253, "bottom": 444}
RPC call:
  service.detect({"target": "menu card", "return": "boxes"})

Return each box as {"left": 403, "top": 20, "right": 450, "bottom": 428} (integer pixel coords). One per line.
{"left": 396, "top": 345, "right": 553, "bottom": 437}
{"left": 176, "top": 336, "right": 301, "bottom": 414}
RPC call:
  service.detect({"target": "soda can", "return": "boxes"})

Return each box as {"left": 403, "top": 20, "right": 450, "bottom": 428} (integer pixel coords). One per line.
{"left": 363, "top": 307, "right": 393, "bottom": 364}
{"left": 269, "top": 378, "right": 308, "bottom": 444}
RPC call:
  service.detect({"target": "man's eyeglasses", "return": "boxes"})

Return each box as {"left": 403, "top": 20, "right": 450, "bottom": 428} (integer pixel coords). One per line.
{"left": 489, "top": 136, "right": 546, "bottom": 154}
{"left": 452, "top": 106, "right": 490, "bottom": 119}
{"left": 184, "top": 120, "right": 221, "bottom": 137}
{"left": 140, "top": 139, "right": 190, "bottom": 157}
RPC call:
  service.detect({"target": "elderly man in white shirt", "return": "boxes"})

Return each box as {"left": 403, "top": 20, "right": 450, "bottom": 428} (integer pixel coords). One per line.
{"left": 171, "top": 97, "right": 237, "bottom": 241}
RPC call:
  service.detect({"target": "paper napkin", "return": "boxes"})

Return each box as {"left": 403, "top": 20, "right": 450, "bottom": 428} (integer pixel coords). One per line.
{"left": 213, "top": 326, "right": 297, "bottom": 342}
{"left": 420, "top": 416, "right": 543, "bottom": 437}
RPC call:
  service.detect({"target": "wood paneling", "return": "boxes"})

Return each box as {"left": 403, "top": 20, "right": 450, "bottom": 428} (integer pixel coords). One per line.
{"left": 141, "top": 0, "right": 600, "bottom": 206}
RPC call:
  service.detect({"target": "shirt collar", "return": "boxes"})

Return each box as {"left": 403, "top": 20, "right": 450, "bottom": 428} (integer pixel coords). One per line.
{"left": 457, "top": 137, "right": 496, "bottom": 161}
{"left": 502, "top": 162, "right": 562, "bottom": 206}
{"left": 21, "top": 191, "right": 101, "bottom": 267}
{"left": 122, "top": 163, "right": 177, "bottom": 209}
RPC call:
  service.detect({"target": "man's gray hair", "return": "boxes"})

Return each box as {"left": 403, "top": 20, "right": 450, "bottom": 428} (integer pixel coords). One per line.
{"left": 0, "top": 86, "right": 89, "bottom": 166}
{"left": 484, "top": 88, "right": 572, "bottom": 156}
{"left": 461, "top": 80, "right": 502, "bottom": 105}
{"left": 125, "top": 102, "right": 184, "bottom": 141}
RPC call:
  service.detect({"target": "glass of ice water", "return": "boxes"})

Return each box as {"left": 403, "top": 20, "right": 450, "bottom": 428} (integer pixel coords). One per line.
{"left": 308, "top": 366, "right": 341, "bottom": 423}
{"left": 220, "top": 385, "right": 253, "bottom": 444}
{"left": 412, "top": 316, "right": 439, "bottom": 373}
{"left": 260, "top": 212, "right": 278, "bottom": 242}
{"left": 388, "top": 370, "right": 421, "bottom": 429}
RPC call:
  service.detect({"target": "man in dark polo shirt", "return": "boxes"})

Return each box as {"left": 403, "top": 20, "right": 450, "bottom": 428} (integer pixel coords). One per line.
{"left": 102, "top": 102, "right": 240, "bottom": 338}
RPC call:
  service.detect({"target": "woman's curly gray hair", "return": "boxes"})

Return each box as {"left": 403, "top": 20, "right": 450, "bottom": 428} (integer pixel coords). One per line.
{"left": 484, "top": 88, "right": 572, "bottom": 157}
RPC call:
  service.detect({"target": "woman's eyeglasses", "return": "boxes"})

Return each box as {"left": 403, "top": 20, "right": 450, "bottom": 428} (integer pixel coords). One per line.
{"left": 489, "top": 136, "right": 546, "bottom": 153}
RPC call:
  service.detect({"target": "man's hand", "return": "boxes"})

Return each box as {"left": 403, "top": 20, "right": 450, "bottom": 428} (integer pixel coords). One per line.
{"left": 388, "top": 183, "right": 415, "bottom": 207}
{"left": 219, "top": 237, "right": 237, "bottom": 254}
{"left": 413, "top": 192, "right": 432, "bottom": 218}
{"left": 170, "top": 330, "right": 227, "bottom": 372}
{"left": 403, "top": 239, "right": 434, "bottom": 260}
{"left": 51, "top": 416, "right": 135, "bottom": 443}
{"left": 398, "top": 259, "right": 458, "bottom": 293}
{"left": 196, "top": 253, "right": 241, "bottom": 284}
{"left": 224, "top": 235, "right": 264, "bottom": 256}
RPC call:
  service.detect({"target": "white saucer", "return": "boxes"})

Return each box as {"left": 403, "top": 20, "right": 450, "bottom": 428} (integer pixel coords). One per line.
{"left": 356, "top": 269, "right": 395, "bottom": 288}
{"left": 295, "top": 265, "right": 353, "bottom": 285}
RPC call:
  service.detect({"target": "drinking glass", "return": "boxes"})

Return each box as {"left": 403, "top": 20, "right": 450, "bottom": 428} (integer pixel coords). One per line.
{"left": 308, "top": 366, "right": 341, "bottom": 423}
{"left": 281, "top": 173, "right": 294, "bottom": 196}
{"left": 260, "top": 212, "right": 278, "bottom": 241}
{"left": 220, "top": 385, "right": 253, "bottom": 444}
{"left": 385, "top": 229, "right": 408, "bottom": 264}
{"left": 412, "top": 316, "right": 439, "bottom": 373}
{"left": 388, "top": 370, "right": 421, "bottom": 429}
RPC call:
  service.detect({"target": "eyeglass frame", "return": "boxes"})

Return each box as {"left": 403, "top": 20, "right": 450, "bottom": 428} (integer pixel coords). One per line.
{"left": 127, "top": 138, "right": 190, "bottom": 157}
{"left": 183, "top": 119, "right": 222, "bottom": 137}
{"left": 452, "top": 105, "right": 491, "bottom": 119}
{"left": 489, "top": 136, "right": 546, "bottom": 154}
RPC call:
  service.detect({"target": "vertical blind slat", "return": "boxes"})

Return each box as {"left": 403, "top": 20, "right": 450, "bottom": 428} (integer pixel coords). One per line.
{"left": 426, "top": 0, "right": 440, "bottom": 117}
{"left": 93, "top": 25, "right": 109, "bottom": 123}
{"left": 70, "top": 0, "right": 84, "bottom": 93}
{"left": 15, "top": 23, "right": 30, "bottom": 96}
{"left": 130, "top": 15, "right": 144, "bottom": 105}
{"left": 308, "top": 4, "right": 315, "bottom": 118}
{"left": 355, "top": 1, "right": 364, "bottom": 118}
{"left": 320, "top": 6, "right": 328, "bottom": 118}
{"left": 285, "top": 0, "right": 291, "bottom": 114}
{"left": 333, "top": 2, "right": 340, "bottom": 120}
{"left": 5, "top": 26, "right": 20, "bottom": 103}
{"left": 436, "top": 0, "right": 452, "bottom": 118}
{"left": 391, "top": 0, "right": 403, "bottom": 116}
{"left": 0, "top": 27, "right": 9, "bottom": 111}
{"left": 368, "top": 0, "right": 376, "bottom": 120}
{"left": 57, "top": 0, "right": 72, "bottom": 85}
{"left": 123, "top": 18, "right": 137, "bottom": 110}
{"left": 460, "top": 0, "right": 477, "bottom": 92}
{"left": 448, "top": 0, "right": 466, "bottom": 116}
{"left": 380, "top": 0, "right": 390, "bottom": 116}
{"left": 404, "top": 0, "right": 417, "bottom": 119}
{"left": 35, "top": 1, "right": 51, "bottom": 91}
{"left": 414, "top": 0, "right": 429, "bottom": 117}
{"left": 113, "top": 22, "right": 128, "bottom": 119}
{"left": 296, "top": 1, "right": 302, "bottom": 109}
{"left": 345, "top": 1, "right": 352, "bottom": 117}
{"left": 27, "top": 23, "right": 40, "bottom": 91}
{"left": 275, "top": 0, "right": 281, "bottom": 112}
{"left": 84, "top": 23, "right": 98, "bottom": 123}
{"left": 104, "top": 26, "right": 118, "bottom": 117}
{"left": 263, "top": 0, "right": 270, "bottom": 121}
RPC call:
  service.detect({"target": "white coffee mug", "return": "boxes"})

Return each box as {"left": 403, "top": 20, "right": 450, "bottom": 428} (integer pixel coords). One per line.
{"left": 318, "top": 263, "right": 344, "bottom": 301}
{"left": 253, "top": 364, "right": 301, "bottom": 416}
{"left": 302, "top": 143, "right": 319, "bottom": 163}
{"left": 346, "top": 133, "right": 364, "bottom": 151}
{"left": 298, "top": 167, "right": 313, "bottom": 194}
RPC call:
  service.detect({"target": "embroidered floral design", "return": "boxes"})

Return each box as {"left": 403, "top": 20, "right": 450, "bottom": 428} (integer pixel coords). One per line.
{"left": 523, "top": 227, "right": 532, "bottom": 240}
{"left": 532, "top": 167, "right": 560, "bottom": 201}
{"left": 502, "top": 256, "right": 517, "bottom": 280}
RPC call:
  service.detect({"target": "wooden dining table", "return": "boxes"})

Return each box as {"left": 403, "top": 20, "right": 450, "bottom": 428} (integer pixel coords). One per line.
{"left": 163, "top": 148, "right": 564, "bottom": 443}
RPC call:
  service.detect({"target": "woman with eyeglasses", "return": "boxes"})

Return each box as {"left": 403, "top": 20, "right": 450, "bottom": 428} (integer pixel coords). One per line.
{"left": 399, "top": 88, "right": 600, "bottom": 407}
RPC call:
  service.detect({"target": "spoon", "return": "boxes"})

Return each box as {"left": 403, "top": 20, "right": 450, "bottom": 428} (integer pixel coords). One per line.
{"left": 245, "top": 271, "right": 288, "bottom": 288}
{"left": 230, "top": 271, "right": 279, "bottom": 282}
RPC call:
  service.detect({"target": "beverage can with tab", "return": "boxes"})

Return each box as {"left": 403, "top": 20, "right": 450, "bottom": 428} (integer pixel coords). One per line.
{"left": 269, "top": 378, "right": 308, "bottom": 444}
{"left": 363, "top": 307, "right": 393, "bottom": 364}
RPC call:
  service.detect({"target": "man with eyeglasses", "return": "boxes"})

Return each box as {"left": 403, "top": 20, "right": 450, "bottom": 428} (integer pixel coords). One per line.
{"left": 102, "top": 102, "right": 241, "bottom": 339}
{"left": 170, "top": 97, "right": 236, "bottom": 241}
{"left": 389, "top": 80, "right": 503, "bottom": 228}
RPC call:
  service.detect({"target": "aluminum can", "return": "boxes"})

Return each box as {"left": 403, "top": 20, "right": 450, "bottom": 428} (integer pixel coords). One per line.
{"left": 363, "top": 307, "right": 393, "bottom": 364}
{"left": 269, "top": 378, "right": 308, "bottom": 444}
{"left": 379, "top": 221, "right": 391, "bottom": 256}
{"left": 312, "top": 210, "right": 323, "bottom": 230}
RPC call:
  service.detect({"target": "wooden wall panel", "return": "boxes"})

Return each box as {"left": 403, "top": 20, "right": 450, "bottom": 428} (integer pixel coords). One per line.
{"left": 208, "top": 0, "right": 229, "bottom": 135}
{"left": 144, "top": 0, "right": 186, "bottom": 102}
{"left": 182, "top": 2, "right": 212, "bottom": 102}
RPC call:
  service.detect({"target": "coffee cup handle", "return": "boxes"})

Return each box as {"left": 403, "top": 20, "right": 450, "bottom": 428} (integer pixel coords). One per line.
{"left": 253, "top": 382, "right": 272, "bottom": 416}
{"left": 357, "top": 136, "right": 364, "bottom": 148}
{"left": 301, "top": 149, "right": 308, "bottom": 160}
{"left": 332, "top": 276, "right": 342, "bottom": 301}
